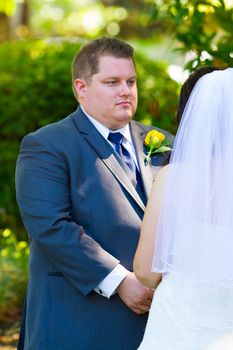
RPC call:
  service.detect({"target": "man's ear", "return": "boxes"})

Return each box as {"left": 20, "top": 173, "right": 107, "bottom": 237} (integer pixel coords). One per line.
{"left": 74, "top": 79, "right": 88, "bottom": 99}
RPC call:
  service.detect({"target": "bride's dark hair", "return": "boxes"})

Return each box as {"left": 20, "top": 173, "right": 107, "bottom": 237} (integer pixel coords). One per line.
{"left": 176, "top": 66, "right": 224, "bottom": 123}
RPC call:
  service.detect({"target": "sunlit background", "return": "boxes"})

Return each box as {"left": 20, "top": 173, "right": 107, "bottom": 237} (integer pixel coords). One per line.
{"left": 1, "top": 0, "right": 233, "bottom": 82}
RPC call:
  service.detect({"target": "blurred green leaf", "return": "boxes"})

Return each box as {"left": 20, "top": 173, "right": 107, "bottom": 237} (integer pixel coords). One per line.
{"left": 0, "top": 228, "right": 29, "bottom": 324}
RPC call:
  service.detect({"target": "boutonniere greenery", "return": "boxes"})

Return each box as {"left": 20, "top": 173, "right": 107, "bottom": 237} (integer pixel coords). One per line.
{"left": 144, "top": 130, "right": 172, "bottom": 166}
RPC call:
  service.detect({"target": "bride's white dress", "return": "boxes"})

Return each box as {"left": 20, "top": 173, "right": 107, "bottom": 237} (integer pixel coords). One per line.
{"left": 138, "top": 274, "right": 233, "bottom": 350}
{"left": 137, "top": 69, "right": 233, "bottom": 350}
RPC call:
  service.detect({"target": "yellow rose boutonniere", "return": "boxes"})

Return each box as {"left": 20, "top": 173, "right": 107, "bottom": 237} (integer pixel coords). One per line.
{"left": 144, "top": 130, "right": 172, "bottom": 166}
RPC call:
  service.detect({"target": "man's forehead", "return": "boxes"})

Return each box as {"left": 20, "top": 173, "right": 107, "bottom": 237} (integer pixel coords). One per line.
{"left": 96, "top": 55, "right": 136, "bottom": 75}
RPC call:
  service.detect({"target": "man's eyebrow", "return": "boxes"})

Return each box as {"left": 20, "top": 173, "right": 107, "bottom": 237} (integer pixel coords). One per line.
{"left": 103, "top": 75, "right": 137, "bottom": 80}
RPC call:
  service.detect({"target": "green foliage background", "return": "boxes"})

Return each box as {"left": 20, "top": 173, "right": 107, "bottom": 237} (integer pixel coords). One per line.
{"left": 0, "top": 228, "right": 29, "bottom": 325}
{"left": 151, "top": 1, "right": 233, "bottom": 69}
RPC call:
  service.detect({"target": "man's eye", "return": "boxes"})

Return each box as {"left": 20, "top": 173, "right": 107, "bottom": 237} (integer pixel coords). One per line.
{"left": 127, "top": 79, "right": 136, "bottom": 86}
{"left": 106, "top": 80, "right": 117, "bottom": 85}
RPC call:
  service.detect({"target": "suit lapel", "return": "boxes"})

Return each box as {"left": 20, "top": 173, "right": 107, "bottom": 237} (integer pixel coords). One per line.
{"left": 73, "top": 108, "right": 145, "bottom": 212}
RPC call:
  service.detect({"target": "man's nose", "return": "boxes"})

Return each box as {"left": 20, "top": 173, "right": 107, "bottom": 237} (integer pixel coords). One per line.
{"left": 119, "top": 81, "right": 130, "bottom": 95}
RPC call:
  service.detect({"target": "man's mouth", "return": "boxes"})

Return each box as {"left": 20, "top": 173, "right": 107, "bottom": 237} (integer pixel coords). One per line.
{"left": 116, "top": 101, "right": 131, "bottom": 106}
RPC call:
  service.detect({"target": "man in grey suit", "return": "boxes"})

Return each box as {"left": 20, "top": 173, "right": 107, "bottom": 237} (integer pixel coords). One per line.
{"left": 16, "top": 37, "right": 173, "bottom": 350}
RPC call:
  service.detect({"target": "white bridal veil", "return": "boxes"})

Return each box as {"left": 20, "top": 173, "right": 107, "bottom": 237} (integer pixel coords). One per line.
{"left": 152, "top": 68, "right": 233, "bottom": 328}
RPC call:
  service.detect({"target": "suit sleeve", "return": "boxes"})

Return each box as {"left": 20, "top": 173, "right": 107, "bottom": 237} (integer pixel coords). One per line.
{"left": 15, "top": 132, "right": 119, "bottom": 296}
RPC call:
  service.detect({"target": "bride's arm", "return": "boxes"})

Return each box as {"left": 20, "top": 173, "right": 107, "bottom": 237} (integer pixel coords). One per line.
{"left": 134, "top": 166, "right": 168, "bottom": 289}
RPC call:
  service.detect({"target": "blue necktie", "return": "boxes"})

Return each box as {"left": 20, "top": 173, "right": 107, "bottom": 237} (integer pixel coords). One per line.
{"left": 108, "top": 132, "right": 136, "bottom": 175}
{"left": 108, "top": 132, "right": 146, "bottom": 204}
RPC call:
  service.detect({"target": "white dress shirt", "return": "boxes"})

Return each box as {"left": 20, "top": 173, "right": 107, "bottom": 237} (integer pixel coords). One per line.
{"left": 81, "top": 106, "right": 139, "bottom": 298}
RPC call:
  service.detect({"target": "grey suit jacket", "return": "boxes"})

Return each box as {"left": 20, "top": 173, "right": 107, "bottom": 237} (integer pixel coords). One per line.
{"left": 16, "top": 107, "right": 173, "bottom": 350}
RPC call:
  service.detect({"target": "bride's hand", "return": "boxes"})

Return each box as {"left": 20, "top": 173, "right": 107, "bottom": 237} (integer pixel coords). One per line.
{"left": 116, "top": 272, "right": 154, "bottom": 314}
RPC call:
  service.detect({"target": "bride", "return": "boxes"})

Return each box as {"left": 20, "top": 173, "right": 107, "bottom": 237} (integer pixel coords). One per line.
{"left": 134, "top": 67, "right": 233, "bottom": 350}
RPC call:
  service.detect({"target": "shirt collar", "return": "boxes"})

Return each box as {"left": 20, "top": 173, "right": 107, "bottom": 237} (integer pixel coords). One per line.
{"left": 80, "top": 106, "right": 133, "bottom": 144}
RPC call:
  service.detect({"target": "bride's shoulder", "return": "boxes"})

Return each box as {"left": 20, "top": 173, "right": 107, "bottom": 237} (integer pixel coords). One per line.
{"left": 150, "top": 165, "right": 171, "bottom": 196}
{"left": 157, "top": 162, "right": 179, "bottom": 178}
{"left": 152, "top": 163, "right": 176, "bottom": 194}
{"left": 155, "top": 164, "right": 170, "bottom": 181}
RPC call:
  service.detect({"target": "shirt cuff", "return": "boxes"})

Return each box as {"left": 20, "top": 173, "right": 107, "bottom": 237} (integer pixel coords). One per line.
{"left": 94, "top": 264, "right": 129, "bottom": 299}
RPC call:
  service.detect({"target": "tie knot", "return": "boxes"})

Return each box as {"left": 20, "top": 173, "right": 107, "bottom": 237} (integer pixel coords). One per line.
{"left": 108, "top": 132, "right": 124, "bottom": 145}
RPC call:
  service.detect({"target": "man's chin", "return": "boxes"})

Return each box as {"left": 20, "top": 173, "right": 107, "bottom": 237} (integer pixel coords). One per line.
{"left": 118, "top": 115, "right": 134, "bottom": 126}
{"left": 118, "top": 111, "right": 134, "bottom": 122}
{"left": 106, "top": 112, "right": 135, "bottom": 130}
